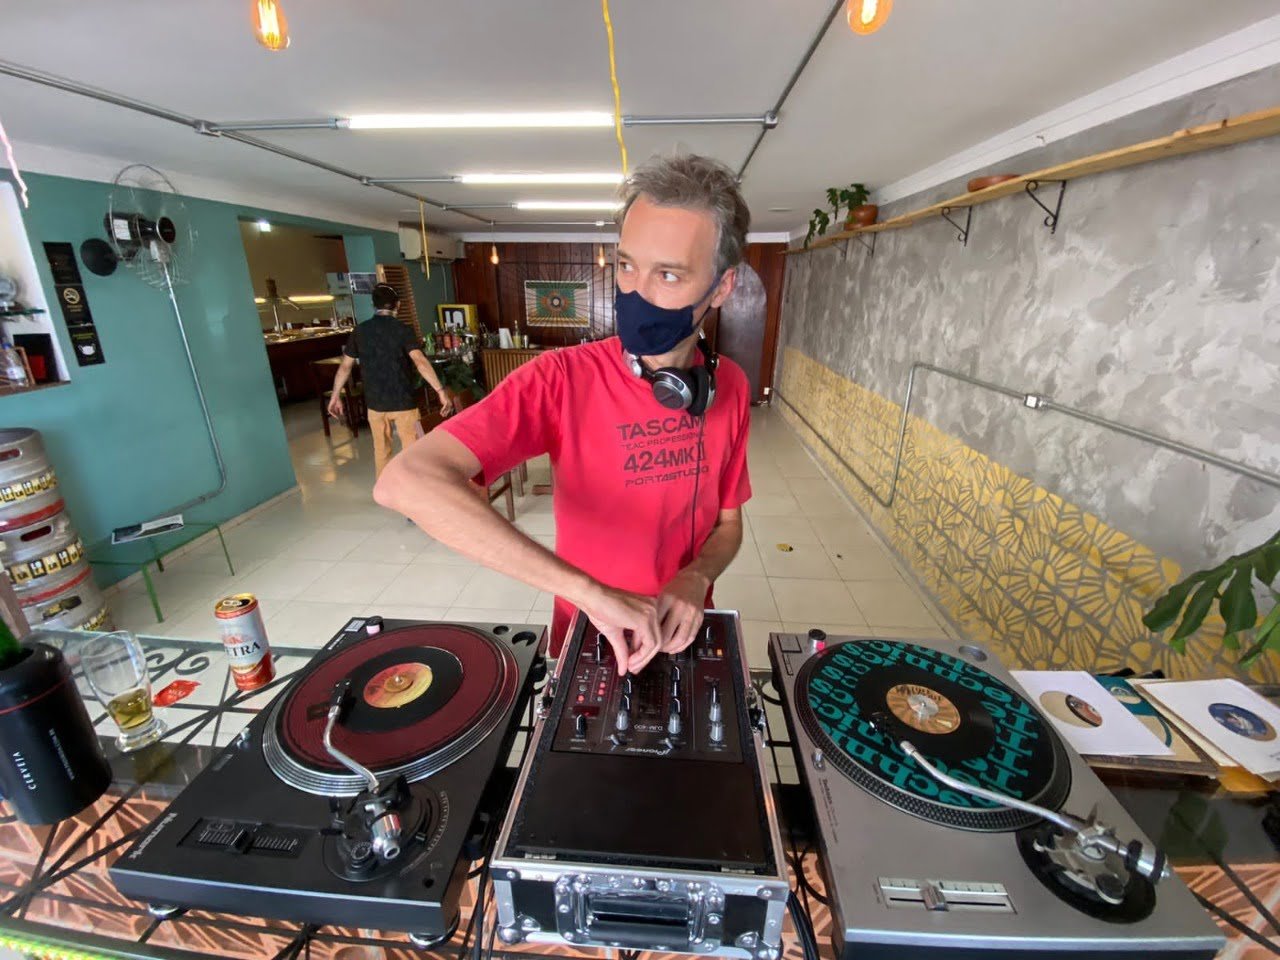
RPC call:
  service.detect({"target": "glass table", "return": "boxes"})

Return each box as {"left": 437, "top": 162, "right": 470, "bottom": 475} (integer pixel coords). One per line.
{"left": 1, "top": 628, "right": 1277, "bottom": 959}
{"left": 86, "top": 523, "right": 235, "bottom": 623}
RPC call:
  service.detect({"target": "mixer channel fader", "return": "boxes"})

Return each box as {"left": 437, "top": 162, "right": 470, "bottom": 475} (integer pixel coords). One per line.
{"left": 550, "top": 617, "right": 744, "bottom": 763}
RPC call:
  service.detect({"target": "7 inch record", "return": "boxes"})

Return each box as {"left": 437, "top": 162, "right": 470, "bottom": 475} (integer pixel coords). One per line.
{"left": 1039, "top": 690, "right": 1104, "bottom": 729}
{"left": 343, "top": 646, "right": 463, "bottom": 733}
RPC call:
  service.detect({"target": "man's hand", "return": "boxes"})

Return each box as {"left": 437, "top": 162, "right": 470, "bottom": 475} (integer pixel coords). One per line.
{"left": 657, "top": 569, "right": 709, "bottom": 654}
{"left": 437, "top": 388, "right": 456, "bottom": 417}
{"left": 327, "top": 393, "right": 344, "bottom": 419}
{"left": 577, "top": 584, "right": 662, "bottom": 676}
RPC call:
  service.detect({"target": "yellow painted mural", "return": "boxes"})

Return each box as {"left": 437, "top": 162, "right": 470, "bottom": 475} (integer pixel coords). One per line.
{"left": 778, "top": 347, "right": 1278, "bottom": 683}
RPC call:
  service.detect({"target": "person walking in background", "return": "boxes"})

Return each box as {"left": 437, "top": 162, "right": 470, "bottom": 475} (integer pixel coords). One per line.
{"left": 328, "top": 283, "right": 455, "bottom": 477}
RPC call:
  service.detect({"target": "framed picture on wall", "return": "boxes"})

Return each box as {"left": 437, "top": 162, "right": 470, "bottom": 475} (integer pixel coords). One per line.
{"left": 438, "top": 303, "right": 477, "bottom": 331}
{"left": 348, "top": 272, "right": 378, "bottom": 294}
{"left": 524, "top": 280, "right": 589, "bottom": 328}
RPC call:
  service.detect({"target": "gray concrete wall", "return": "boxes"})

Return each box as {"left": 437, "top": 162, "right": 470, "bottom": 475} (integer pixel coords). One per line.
{"left": 780, "top": 63, "right": 1280, "bottom": 576}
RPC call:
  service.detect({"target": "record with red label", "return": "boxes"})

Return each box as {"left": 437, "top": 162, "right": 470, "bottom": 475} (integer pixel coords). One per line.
{"left": 263, "top": 624, "right": 518, "bottom": 795}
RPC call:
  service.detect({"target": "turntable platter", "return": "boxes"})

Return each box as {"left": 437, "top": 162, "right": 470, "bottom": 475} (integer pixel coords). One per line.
{"left": 796, "top": 639, "right": 1071, "bottom": 831}
{"left": 264, "top": 624, "right": 518, "bottom": 795}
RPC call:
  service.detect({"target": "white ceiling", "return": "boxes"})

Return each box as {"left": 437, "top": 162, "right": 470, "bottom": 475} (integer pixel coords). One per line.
{"left": 1, "top": 1, "right": 1276, "bottom": 236}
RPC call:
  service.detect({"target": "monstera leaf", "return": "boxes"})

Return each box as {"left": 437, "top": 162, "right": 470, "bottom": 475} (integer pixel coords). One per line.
{"left": 1144, "top": 528, "right": 1280, "bottom": 665}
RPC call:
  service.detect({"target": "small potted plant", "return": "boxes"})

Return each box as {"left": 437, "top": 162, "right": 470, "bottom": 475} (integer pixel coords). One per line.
{"left": 837, "top": 182, "right": 877, "bottom": 228}
{"left": 805, "top": 182, "right": 876, "bottom": 247}
{"left": 1143, "top": 528, "right": 1280, "bottom": 667}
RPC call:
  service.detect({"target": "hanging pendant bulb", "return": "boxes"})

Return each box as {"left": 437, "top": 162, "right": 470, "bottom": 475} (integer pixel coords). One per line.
{"left": 253, "top": 0, "right": 291, "bottom": 50}
{"left": 847, "top": 0, "right": 891, "bottom": 35}
{"left": 597, "top": 244, "right": 607, "bottom": 268}
{"left": 489, "top": 243, "right": 500, "bottom": 266}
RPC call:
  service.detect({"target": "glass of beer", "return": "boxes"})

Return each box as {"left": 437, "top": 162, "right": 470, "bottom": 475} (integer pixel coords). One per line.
{"left": 80, "top": 631, "right": 166, "bottom": 752}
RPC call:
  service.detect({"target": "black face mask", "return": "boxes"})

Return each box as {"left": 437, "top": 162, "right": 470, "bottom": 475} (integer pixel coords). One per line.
{"left": 614, "top": 273, "right": 722, "bottom": 356}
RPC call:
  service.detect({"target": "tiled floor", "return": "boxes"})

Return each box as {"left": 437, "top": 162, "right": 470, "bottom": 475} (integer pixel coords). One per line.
{"left": 110, "top": 401, "right": 952, "bottom": 670}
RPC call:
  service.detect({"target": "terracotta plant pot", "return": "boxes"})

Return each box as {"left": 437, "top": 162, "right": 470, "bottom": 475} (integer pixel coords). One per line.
{"left": 967, "top": 174, "right": 1020, "bottom": 193}
{"left": 845, "top": 204, "right": 879, "bottom": 228}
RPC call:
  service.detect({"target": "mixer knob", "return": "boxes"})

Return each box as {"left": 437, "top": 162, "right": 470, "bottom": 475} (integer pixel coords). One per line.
{"left": 622, "top": 676, "right": 633, "bottom": 695}
{"left": 671, "top": 664, "right": 681, "bottom": 682}
{"left": 708, "top": 684, "right": 722, "bottom": 723}
{"left": 672, "top": 678, "right": 681, "bottom": 700}
{"left": 667, "top": 700, "right": 683, "bottom": 737}
{"left": 574, "top": 713, "right": 588, "bottom": 739}
{"left": 709, "top": 719, "right": 725, "bottom": 744}
{"left": 595, "top": 633, "right": 607, "bottom": 661}
{"left": 615, "top": 704, "right": 630, "bottom": 732}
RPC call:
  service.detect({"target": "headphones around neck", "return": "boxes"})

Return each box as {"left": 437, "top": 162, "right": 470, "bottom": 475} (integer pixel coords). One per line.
{"left": 626, "top": 336, "right": 719, "bottom": 416}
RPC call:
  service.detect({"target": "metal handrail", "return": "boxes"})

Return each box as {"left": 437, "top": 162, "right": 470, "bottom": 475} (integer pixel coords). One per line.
{"left": 774, "top": 360, "right": 1280, "bottom": 509}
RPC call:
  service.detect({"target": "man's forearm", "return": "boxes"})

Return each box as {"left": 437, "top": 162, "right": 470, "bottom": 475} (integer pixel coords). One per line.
{"left": 413, "top": 358, "right": 447, "bottom": 396}
{"left": 375, "top": 454, "right": 598, "bottom": 609}
{"left": 682, "top": 517, "right": 744, "bottom": 590}
{"left": 331, "top": 367, "right": 352, "bottom": 398}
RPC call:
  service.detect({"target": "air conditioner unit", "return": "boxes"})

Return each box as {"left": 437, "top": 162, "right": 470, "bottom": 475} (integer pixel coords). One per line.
{"left": 399, "top": 227, "right": 463, "bottom": 262}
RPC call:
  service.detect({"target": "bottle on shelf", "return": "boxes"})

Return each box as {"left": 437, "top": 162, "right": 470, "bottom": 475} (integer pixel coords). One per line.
{"left": 0, "top": 614, "right": 24, "bottom": 670}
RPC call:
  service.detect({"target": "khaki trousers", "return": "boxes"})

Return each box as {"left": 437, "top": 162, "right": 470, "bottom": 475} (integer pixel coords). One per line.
{"left": 368, "top": 408, "right": 421, "bottom": 477}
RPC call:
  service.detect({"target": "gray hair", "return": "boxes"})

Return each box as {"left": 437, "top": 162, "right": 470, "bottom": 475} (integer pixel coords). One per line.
{"left": 618, "top": 154, "right": 751, "bottom": 275}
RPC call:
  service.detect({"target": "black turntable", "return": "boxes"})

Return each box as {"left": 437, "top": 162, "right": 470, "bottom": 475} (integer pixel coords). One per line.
{"left": 110, "top": 617, "right": 543, "bottom": 944}
{"left": 771, "top": 632, "right": 1224, "bottom": 959}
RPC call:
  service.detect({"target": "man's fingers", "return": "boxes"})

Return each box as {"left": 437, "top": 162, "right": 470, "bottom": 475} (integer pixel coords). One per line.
{"left": 658, "top": 604, "right": 682, "bottom": 649}
{"left": 630, "top": 613, "right": 662, "bottom": 673}
{"left": 602, "top": 629, "right": 631, "bottom": 677}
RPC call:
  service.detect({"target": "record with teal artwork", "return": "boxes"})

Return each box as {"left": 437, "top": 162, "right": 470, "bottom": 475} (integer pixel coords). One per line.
{"left": 1089, "top": 676, "right": 1217, "bottom": 775}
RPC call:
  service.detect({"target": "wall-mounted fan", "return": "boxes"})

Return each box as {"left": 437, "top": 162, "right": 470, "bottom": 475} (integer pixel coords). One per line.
{"left": 80, "top": 164, "right": 226, "bottom": 544}
{"left": 80, "top": 164, "right": 198, "bottom": 289}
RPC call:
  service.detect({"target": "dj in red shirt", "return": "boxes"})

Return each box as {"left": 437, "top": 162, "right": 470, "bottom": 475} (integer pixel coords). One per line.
{"left": 375, "top": 154, "right": 753, "bottom": 674}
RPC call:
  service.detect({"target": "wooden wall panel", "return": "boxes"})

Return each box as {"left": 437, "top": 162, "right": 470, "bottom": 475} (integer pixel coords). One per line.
{"left": 449, "top": 240, "right": 786, "bottom": 389}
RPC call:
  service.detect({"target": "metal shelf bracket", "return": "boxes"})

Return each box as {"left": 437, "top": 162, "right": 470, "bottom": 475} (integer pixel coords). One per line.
{"left": 939, "top": 206, "right": 971, "bottom": 246}
{"left": 1024, "top": 179, "right": 1067, "bottom": 234}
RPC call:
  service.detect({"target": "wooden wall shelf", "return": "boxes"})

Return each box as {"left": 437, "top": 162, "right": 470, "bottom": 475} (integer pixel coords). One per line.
{"left": 787, "top": 104, "right": 1280, "bottom": 255}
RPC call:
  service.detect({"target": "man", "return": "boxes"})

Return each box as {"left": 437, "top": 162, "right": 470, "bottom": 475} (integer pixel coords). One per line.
{"left": 375, "top": 154, "right": 752, "bottom": 675}
{"left": 329, "top": 283, "right": 455, "bottom": 476}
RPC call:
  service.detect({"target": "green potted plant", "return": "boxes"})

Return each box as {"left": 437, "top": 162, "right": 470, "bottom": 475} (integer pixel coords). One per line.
{"left": 837, "top": 182, "right": 877, "bottom": 228}
{"left": 804, "top": 182, "right": 875, "bottom": 247}
{"left": 1143, "top": 528, "right": 1280, "bottom": 667}
{"left": 430, "top": 357, "right": 486, "bottom": 408}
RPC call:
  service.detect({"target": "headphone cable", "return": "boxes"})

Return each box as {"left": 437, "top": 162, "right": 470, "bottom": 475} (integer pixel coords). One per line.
{"left": 687, "top": 413, "right": 706, "bottom": 568}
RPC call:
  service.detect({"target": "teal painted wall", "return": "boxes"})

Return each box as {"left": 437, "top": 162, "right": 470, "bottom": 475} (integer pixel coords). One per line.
{"left": 1, "top": 171, "right": 397, "bottom": 582}
{"left": 406, "top": 258, "right": 453, "bottom": 337}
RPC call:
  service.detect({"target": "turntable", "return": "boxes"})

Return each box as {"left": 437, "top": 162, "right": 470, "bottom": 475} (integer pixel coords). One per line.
{"left": 769, "top": 632, "right": 1224, "bottom": 959}
{"left": 111, "top": 617, "right": 544, "bottom": 944}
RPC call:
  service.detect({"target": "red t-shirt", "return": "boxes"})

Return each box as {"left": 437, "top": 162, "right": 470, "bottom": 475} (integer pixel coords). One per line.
{"left": 439, "top": 337, "right": 752, "bottom": 653}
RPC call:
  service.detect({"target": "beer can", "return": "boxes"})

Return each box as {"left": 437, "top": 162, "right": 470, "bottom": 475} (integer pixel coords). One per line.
{"left": 214, "top": 593, "right": 275, "bottom": 691}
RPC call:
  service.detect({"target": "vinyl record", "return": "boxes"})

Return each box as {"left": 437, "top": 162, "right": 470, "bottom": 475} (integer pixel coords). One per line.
{"left": 1039, "top": 690, "right": 1105, "bottom": 729}
{"left": 341, "top": 646, "right": 463, "bottom": 733}
{"left": 264, "top": 623, "right": 518, "bottom": 796}
{"left": 1138, "top": 713, "right": 1175, "bottom": 748}
{"left": 1208, "top": 702, "right": 1277, "bottom": 742}
{"left": 851, "top": 663, "right": 997, "bottom": 766}
{"left": 797, "top": 639, "right": 1071, "bottom": 832}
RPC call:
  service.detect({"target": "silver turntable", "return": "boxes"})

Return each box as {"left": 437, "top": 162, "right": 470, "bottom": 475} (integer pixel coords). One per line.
{"left": 769, "top": 630, "right": 1224, "bottom": 959}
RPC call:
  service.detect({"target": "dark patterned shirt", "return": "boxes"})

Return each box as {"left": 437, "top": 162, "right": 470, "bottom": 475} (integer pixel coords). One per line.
{"left": 343, "top": 314, "right": 419, "bottom": 412}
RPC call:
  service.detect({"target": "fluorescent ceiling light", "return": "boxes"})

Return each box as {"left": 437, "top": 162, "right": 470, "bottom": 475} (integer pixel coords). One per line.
{"left": 343, "top": 112, "right": 613, "bottom": 130}
{"left": 254, "top": 297, "right": 266, "bottom": 304}
{"left": 256, "top": 220, "right": 272, "bottom": 232}
{"left": 288, "top": 294, "right": 336, "bottom": 304}
{"left": 515, "top": 200, "right": 623, "bottom": 211}
{"left": 459, "top": 172, "right": 624, "bottom": 185}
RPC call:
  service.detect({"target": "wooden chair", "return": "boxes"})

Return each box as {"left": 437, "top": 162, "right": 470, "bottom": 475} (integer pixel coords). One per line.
{"left": 312, "top": 359, "right": 366, "bottom": 437}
